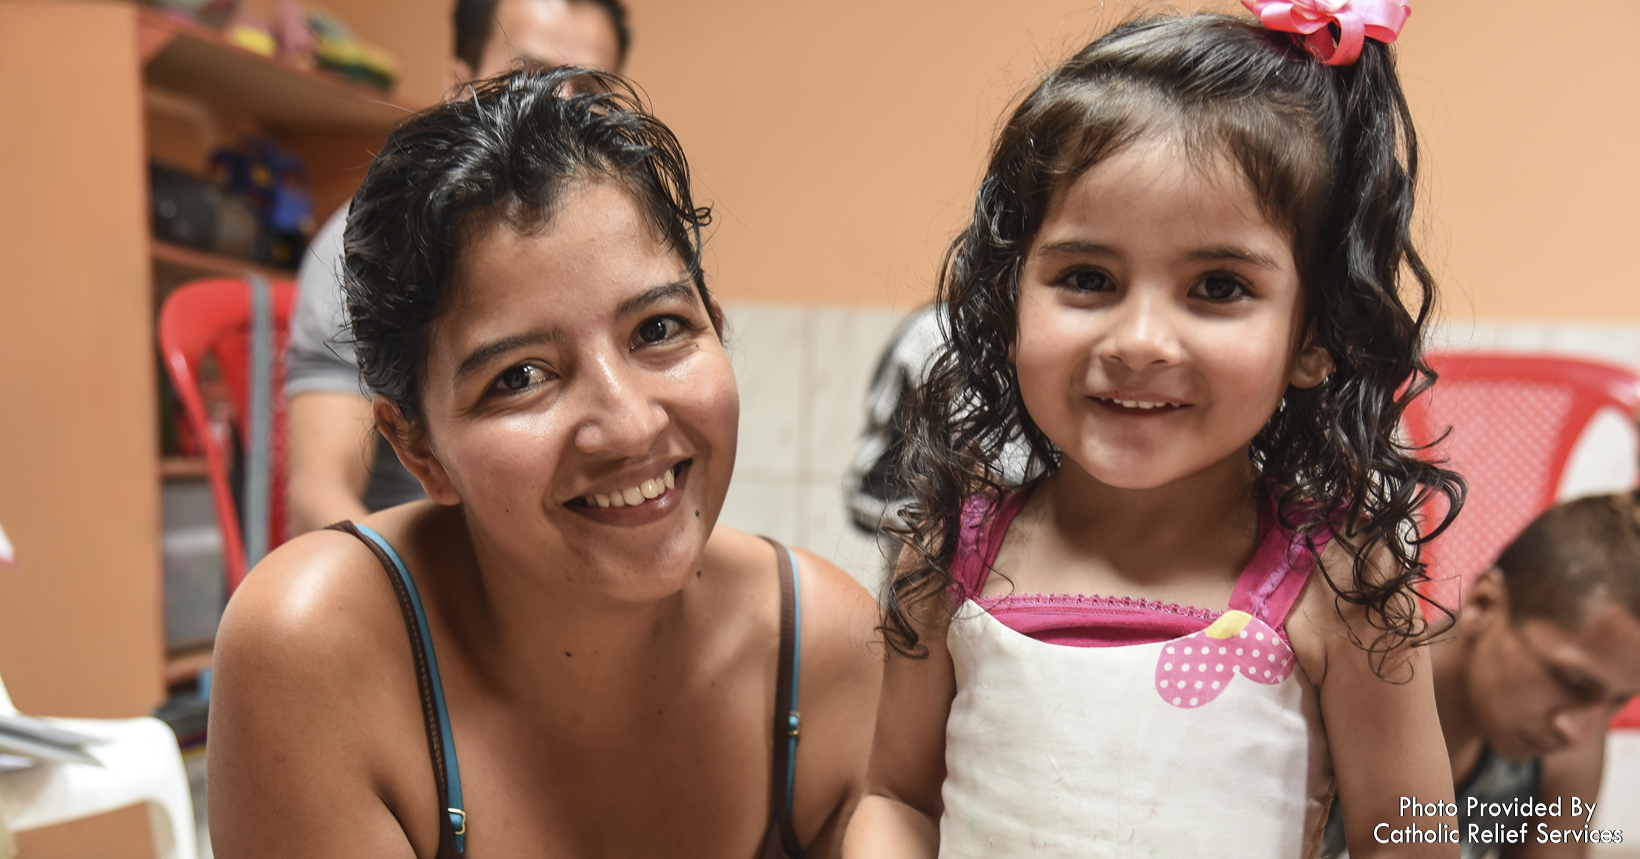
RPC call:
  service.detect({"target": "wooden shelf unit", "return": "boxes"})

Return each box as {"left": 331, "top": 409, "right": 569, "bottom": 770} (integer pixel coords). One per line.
{"left": 138, "top": 6, "right": 415, "bottom": 129}
{"left": 152, "top": 238, "right": 296, "bottom": 284}
{"left": 0, "top": 0, "right": 422, "bottom": 736}
{"left": 136, "top": 4, "right": 417, "bottom": 681}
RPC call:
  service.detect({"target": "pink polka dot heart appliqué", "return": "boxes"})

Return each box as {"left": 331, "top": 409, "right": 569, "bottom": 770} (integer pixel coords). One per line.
{"left": 1154, "top": 609, "right": 1294, "bottom": 709}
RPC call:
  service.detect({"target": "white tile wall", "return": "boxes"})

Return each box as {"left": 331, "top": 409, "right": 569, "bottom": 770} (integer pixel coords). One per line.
{"left": 719, "top": 303, "right": 906, "bottom": 594}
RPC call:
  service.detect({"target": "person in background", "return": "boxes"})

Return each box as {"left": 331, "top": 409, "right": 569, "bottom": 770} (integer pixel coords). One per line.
{"left": 285, "top": 0, "right": 629, "bottom": 535}
{"left": 844, "top": 304, "right": 1031, "bottom": 572}
{"left": 1322, "top": 494, "right": 1640, "bottom": 859}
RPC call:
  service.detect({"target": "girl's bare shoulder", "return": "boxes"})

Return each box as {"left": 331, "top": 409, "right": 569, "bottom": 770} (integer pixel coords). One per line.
{"left": 1284, "top": 535, "right": 1411, "bottom": 689}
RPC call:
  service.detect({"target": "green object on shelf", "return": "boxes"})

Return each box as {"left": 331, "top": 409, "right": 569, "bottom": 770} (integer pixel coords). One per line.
{"left": 307, "top": 8, "right": 398, "bottom": 91}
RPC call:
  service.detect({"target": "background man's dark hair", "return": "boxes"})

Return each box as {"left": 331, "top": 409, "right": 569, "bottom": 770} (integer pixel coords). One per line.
{"left": 453, "top": 0, "right": 631, "bottom": 72}
{"left": 1496, "top": 493, "right": 1640, "bottom": 627}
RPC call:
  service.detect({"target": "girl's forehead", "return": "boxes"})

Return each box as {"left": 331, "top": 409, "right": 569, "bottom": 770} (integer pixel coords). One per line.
{"left": 1038, "top": 143, "right": 1287, "bottom": 254}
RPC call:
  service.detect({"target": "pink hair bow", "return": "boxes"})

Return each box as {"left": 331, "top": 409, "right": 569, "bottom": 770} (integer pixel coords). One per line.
{"left": 1241, "top": 0, "right": 1411, "bottom": 66}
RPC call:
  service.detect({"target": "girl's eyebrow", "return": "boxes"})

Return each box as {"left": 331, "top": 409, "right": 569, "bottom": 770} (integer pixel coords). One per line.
{"left": 1185, "top": 245, "right": 1283, "bottom": 269}
{"left": 1034, "top": 239, "right": 1119, "bottom": 260}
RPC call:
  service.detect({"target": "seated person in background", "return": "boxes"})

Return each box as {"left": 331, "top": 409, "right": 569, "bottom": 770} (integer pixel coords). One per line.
{"left": 212, "top": 68, "right": 881, "bottom": 857}
{"left": 285, "top": 0, "right": 629, "bottom": 535}
{"left": 1322, "top": 493, "right": 1640, "bottom": 858}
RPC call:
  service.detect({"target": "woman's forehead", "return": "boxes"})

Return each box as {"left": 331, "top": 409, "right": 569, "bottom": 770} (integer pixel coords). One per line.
{"left": 437, "top": 184, "right": 689, "bottom": 343}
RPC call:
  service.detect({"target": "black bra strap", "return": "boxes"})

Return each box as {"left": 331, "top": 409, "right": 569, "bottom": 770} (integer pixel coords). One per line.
{"left": 761, "top": 536, "right": 802, "bottom": 856}
{"left": 328, "top": 522, "right": 466, "bottom": 858}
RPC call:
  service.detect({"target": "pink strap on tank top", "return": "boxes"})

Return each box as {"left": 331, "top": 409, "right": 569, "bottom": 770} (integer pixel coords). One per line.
{"left": 951, "top": 486, "right": 1332, "bottom": 647}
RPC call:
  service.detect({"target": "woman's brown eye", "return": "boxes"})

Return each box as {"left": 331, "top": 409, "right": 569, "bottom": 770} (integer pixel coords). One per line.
{"left": 496, "top": 365, "right": 540, "bottom": 391}
{"left": 638, "top": 317, "right": 679, "bottom": 344}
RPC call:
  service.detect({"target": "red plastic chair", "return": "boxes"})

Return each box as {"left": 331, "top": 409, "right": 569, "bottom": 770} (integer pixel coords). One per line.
{"left": 1403, "top": 352, "right": 1640, "bottom": 728}
{"left": 158, "top": 277, "right": 297, "bottom": 593}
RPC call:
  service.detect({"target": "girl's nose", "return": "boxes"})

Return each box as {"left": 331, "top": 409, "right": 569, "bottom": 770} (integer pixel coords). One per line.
{"left": 571, "top": 351, "right": 669, "bottom": 457}
{"left": 1096, "top": 290, "right": 1183, "bottom": 370}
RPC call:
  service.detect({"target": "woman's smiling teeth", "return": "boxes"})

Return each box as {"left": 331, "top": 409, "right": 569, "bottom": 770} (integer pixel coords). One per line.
{"left": 590, "top": 466, "right": 676, "bottom": 508}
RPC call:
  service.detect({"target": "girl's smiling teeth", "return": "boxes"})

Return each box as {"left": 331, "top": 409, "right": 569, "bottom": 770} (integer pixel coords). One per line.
{"left": 586, "top": 466, "right": 677, "bottom": 508}
{"left": 1094, "top": 396, "right": 1185, "bottom": 411}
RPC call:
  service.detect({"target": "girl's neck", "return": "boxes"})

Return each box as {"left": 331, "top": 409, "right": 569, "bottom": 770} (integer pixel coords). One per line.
{"left": 1043, "top": 452, "right": 1261, "bottom": 553}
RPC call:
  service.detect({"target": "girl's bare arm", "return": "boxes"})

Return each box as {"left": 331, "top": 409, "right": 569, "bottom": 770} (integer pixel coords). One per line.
{"left": 1290, "top": 548, "right": 1458, "bottom": 859}
{"left": 841, "top": 597, "right": 956, "bottom": 859}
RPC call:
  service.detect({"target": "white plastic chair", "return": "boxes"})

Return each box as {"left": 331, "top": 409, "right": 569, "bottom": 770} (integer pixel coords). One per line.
{"left": 0, "top": 673, "right": 198, "bottom": 859}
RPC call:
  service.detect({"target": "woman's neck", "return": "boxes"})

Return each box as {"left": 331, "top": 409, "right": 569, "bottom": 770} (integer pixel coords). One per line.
{"left": 413, "top": 506, "right": 714, "bottom": 730}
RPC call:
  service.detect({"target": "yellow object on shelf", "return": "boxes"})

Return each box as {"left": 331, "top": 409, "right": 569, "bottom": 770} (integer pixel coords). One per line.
{"left": 226, "top": 24, "right": 276, "bottom": 57}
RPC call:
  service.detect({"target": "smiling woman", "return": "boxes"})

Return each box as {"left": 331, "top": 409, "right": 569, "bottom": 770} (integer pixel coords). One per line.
{"left": 205, "top": 68, "right": 881, "bottom": 859}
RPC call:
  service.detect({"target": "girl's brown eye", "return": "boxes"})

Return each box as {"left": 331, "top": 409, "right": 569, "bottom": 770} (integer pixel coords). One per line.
{"left": 1062, "top": 269, "right": 1115, "bottom": 293}
{"left": 1193, "top": 275, "right": 1249, "bottom": 301}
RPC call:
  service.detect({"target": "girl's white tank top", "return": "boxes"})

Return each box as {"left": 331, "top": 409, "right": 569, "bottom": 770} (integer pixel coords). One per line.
{"left": 937, "top": 496, "right": 1336, "bottom": 858}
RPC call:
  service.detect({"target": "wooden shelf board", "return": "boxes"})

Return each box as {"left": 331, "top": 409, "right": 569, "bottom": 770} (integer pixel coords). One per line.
{"left": 160, "top": 456, "right": 210, "bottom": 480}
{"left": 165, "top": 645, "right": 214, "bottom": 685}
{"left": 139, "top": 6, "right": 417, "bottom": 130}
{"left": 152, "top": 239, "right": 295, "bottom": 283}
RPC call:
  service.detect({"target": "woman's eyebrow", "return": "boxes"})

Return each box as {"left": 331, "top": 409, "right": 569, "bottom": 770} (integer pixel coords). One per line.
{"left": 615, "top": 278, "right": 698, "bottom": 318}
{"left": 454, "top": 327, "right": 562, "bottom": 385}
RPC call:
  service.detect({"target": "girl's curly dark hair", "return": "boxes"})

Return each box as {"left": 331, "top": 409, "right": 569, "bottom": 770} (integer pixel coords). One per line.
{"left": 343, "top": 66, "right": 712, "bottom": 429}
{"left": 885, "top": 13, "right": 1465, "bottom": 670}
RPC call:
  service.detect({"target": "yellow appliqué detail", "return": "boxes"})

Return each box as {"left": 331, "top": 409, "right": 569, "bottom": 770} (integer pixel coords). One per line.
{"left": 1203, "top": 610, "right": 1253, "bottom": 639}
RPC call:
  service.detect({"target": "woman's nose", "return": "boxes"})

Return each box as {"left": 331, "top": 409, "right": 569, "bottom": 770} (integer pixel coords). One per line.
{"left": 1096, "top": 290, "right": 1182, "bottom": 371}
{"left": 571, "top": 353, "right": 669, "bottom": 457}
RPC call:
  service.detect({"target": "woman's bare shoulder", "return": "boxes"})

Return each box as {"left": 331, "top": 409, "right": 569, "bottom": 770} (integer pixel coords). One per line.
{"left": 212, "top": 524, "right": 422, "bottom": 722}
{"left": 705, "top": 527, "right": 881, "bottom": 684}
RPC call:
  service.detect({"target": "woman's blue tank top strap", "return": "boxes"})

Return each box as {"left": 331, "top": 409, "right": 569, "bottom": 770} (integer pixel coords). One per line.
{"left": 782, "top": 545, "right": 802, "bottom": 821}
{"left": 352, "top": 524, "right": 468, "bottom": 854}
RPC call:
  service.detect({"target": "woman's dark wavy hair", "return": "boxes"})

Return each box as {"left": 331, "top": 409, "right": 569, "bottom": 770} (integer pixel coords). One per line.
{"left": 885, "top": 13, "right": 1465, "bottom": 670}
{"left": 343, "top": 66, "right": 712, "bottom": 428}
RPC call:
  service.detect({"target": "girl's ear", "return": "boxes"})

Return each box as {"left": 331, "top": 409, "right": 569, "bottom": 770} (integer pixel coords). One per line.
{"left": 1289, "top": 327, "right": 1335, "bottom": 389}
{"left": 373, "top": 395, "right": 461, "bottom": 506}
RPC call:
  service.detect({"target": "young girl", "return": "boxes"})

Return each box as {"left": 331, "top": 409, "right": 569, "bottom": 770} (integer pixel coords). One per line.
{"left": 843, "top": 7, "right": 1464, "bottom": 859}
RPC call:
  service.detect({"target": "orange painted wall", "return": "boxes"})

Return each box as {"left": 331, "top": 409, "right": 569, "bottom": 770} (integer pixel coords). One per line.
{"left": 354, "top": 0, "right": 1640, "bottom": 320}
{"left": 0, "top": 1, "right": 164, "bottom": 722}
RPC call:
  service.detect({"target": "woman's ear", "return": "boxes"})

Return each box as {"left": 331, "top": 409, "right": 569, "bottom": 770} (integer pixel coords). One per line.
{"left": 373, "top": 395, "right": 461, "bottom": 506}
{"left": 707, "top": 295, "right": 726, "bottom": 340}
{"left": 1289, "top": 327, "right": 1335, "bottom": 389}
